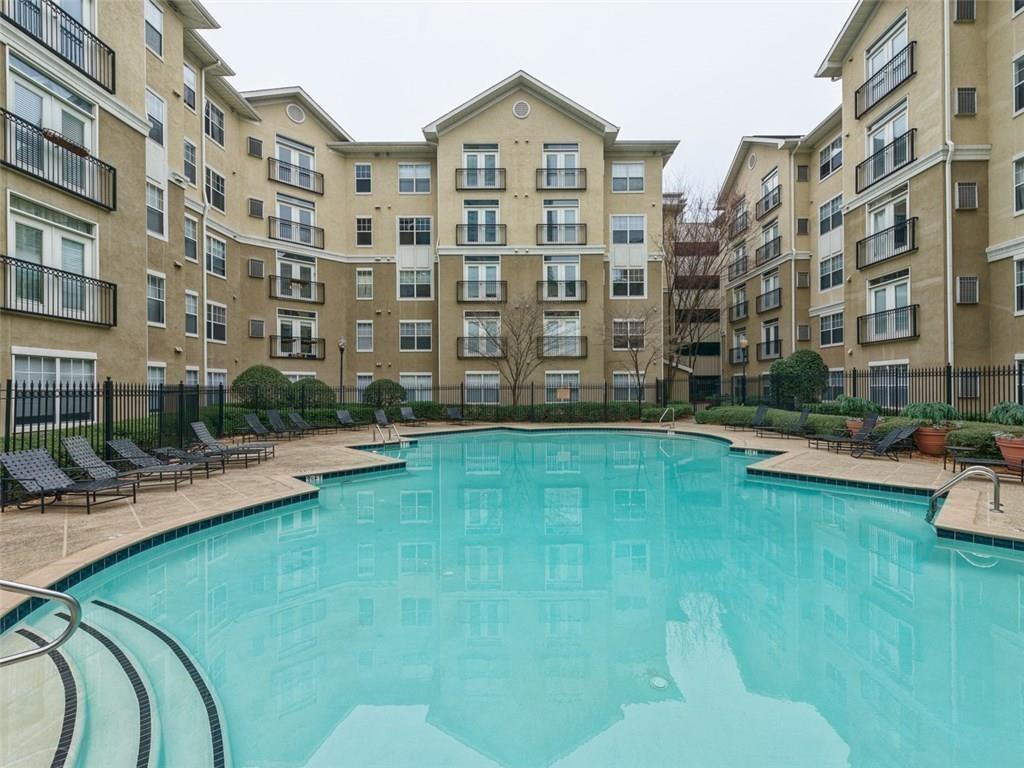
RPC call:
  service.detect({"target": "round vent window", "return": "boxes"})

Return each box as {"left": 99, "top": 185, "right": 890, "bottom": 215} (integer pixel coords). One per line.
{"left": 747, "top": 152, "right": 757, "bottom": 170}
{"left": 286, "top": 103, "right": 306, "bottom": 124}
{"left": 512, "top": 100, "right": 531, "bottom": 119}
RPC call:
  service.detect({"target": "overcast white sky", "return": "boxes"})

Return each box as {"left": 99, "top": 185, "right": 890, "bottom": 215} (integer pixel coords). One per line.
{"left": 203, "top": 1, "right": 854, "bottom": 191}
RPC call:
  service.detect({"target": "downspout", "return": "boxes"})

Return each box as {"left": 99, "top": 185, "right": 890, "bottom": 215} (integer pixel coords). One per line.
{"left": 199, "top": 62, "right": 219, "bottom": 378}
{"left": 788, "top": 147, "right": 797, "bottom": 354}
{"left": 943, "top": 0, "right": 955, "bottom": 366}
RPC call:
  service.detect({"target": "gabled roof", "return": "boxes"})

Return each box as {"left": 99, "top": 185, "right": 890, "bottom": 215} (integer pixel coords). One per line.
{"left": 798, "top": 105, "right": 843, "bottom": 149}
{"left": 167, "top": 0, "right": 219, "bottom": 30}
{"left": 242, "top": 87, "right": 354, "bottom": 142}
{"left": 816, "top": 0, "right": 880, "bottom": 78}
{"left": 719, "top": 135, "right": 801, "bottom": 202}
{"left": 182, "top": 30, "right": 261, "bottom": 122}
{"left": 422, "top": 70, "right": 620, "bottom": 144}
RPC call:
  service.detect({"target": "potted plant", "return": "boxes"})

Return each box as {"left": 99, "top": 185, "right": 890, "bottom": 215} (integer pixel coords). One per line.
{"left": 899, "top": 402, "right": 960, "bottom": 456}
{"left": 835, "top": 395, "right": 880, "bottom": 434}
{"left": 995, "top": 432, "right": 1024, "bottom": 470}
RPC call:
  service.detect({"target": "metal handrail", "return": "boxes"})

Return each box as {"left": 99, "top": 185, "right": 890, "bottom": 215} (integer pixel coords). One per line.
{"left": 926, "top": 465, "right": 1002, "bottom": 524}
{"left": 0, "top": 580, "right": 81, "bottom": 667}
{"left": 659, "top": 407, "right": 676, "bottom": 429}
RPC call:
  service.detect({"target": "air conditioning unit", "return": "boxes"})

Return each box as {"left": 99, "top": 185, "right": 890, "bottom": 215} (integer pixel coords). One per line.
{"left": 954, "top": 0, "right": 976, "bottom": 22}
{"left": 248, "top": 198, "right": 264, "bottom": 218}
{"left": 956, "top": 275, "right": 979, "bottom": 304}
{"left": 247, "top": 258, "right": 265, "bottom": 279}
{"left": 796, "top": 271, "right": 810, "bottom": 288}
{"left": 247, "top": 136, "right": 263, "bottom": 158}
{"left": 796, "top": 324, "right": 810, "bottom": 341}
{"left": 248, "top": 319, "right": 265, "bottom": 338}
{"left": 796, "top": 165, "right": 809, "bottom": 182}
{"left": 796, "top": 218, "right": 809, "bottom": 235}
{"left": 955, "top": 182, "right": 978, "bottom": 210}
{"left": 955, "top": 87, "right": 977, "bottom": 115}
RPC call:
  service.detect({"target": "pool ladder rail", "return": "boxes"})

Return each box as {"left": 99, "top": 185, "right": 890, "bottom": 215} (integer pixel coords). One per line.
{"left": 373, "top": 422, "right": 411, "bottom": 447}
{"left": 0, "top": 579, "right": 81, "bottom": 667}
{"left": 659, "top": 407, "right": 677, "bottom": 431}
{"left": 926, "top": 465, "right": 1002, "bottom": 525}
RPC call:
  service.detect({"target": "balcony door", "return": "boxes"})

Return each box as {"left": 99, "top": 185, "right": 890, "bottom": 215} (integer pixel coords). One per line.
{"left": 277, "top": 255, "right": 315, "bottom": 300}
{"left": 543, "top": 143, "right": 578, "bottom": 187}
{"left": 276, "top": 197, "right": 315, "bottom": 245}
{"left": 761, "top": 271, "right": 779, "bottom": 295}
{"left": 869, "top": 279, "right": 910, "bottom": 339}
{"left": 543, "top": 311, "right": 580, "bottom": 357}
{"left": 867, "top": 22, "right": 908, "bottom": 87}
{"left": 278, "top": 311, "right": 317, "bottom": 357}
{"left": 9, "top": 206, "right": 93, "bottom": 318}
{"left": 543, "top": 200, "right": 579, "bottom": 244}
{"left": 464, "top": 202, "right": 499, "bottom": 244}
{"left": 464, "top": 255, "right": 500, "bottom": 300}
{"left": 543, "top": 254, "right": 580, "bottom": 299}
{"left": 761, "top": 321, "right": 779, "bottom": 357}
{"left": 868, "top": 197, "right": 909, "bottom": 262}
{"left": 464, "top": 312, "right": 501, "bottom": 357}
{"left": 868, "top": 110, "right": 908, "bottom": 179}
{"left": 463, "top": 143, "right": 498, "bottom": 188}
{"left": 276, "top": 138, "right": 315, "bottom": 190}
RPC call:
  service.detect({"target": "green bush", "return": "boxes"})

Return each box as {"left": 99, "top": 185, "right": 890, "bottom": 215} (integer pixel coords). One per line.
{"left": 231, "top": 365, "right": 290, "bottom": 409}
{"left": 362, "top": 379, "right": 406, "bottom": 408}
{"left": 987, "top": 401, "right": 1024, "bottom": 426}
{"left": 832, "top": 395, "right": 881, "bottom": 418}
{"left": 289, "top": 377, "right": 336, "bottom": 407}
{"left": 946, "top": 423, "right": 1024, "bottom": 458}
{"left": 769, "top": 350, "right": 829, "bottom": 406}
{"left": 899, "top": 402, "right": 960, "bottom": 426}
{"left": 640, "top": 402, "right": 694, "bottom": 422}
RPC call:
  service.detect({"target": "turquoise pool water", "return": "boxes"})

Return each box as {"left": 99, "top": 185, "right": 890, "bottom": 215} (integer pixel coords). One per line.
{"left": 9, "top": 429, "right": 1024, "bottom": 767}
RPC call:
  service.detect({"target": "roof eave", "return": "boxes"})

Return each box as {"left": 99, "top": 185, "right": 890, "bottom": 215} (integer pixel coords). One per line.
{"left": 815, "top": 0, "right": 878, "bottom": 79}
{"left": 242, "top": 87, "right": 354, "bottom": 142}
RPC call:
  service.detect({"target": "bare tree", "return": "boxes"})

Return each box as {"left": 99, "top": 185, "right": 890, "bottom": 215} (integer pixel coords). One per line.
{"left": 475, "top": 295, "right": 545, "bottom": 406}
{"left": 607, "top": 303, "right": 664, "bottom": 418}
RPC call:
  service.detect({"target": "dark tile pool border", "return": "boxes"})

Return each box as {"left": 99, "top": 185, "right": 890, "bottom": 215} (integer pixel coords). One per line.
{"left": 934, "top": 526, "right": 1024, "bottom": 551}
{"left": 745, "top": 467, "right": 933, "bottom": 498}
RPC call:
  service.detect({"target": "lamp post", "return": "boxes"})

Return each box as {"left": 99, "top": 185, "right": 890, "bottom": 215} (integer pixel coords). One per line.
{"left": 337, "top": 337, "right": 346, "bottom": 397}
{"left": 739, "top": 338, "right": 749, "bottom": 405}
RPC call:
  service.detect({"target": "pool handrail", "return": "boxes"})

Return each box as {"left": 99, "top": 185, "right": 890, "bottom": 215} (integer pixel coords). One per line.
{"left": 927, "top": 465, "right": 1002, "bottom": 524}
{"left": 659, "top": 407, "right": 676, "bottom": 429}
{"left": 0, "top": 579, "right": 81, "bottom": 667}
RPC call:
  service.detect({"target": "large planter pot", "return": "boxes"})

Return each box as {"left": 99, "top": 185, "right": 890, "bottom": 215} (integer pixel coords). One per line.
{"left": 996, "top": 435, "right": 1024, "bottom": 470}
{"left": 913, "top": 426, "right": 950, "bottom": 456}
{"left": 845, "top": 419, "right": 863, "bottom": 435}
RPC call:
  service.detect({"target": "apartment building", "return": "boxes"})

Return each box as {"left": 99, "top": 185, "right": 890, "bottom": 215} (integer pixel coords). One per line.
{"left": 721, "top": 0, "right": 1024, "bottom": 406}
{"left": 0, "top": 0, "right": 676, "bottom": 407}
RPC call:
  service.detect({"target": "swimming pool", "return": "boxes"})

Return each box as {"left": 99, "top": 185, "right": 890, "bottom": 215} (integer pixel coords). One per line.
{"left": 2, "top": 428, "right": 1023, "bottom": 767}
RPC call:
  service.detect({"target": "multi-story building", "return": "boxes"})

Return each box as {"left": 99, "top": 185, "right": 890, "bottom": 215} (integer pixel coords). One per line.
{"left": 0, "top": 0, "right": 677, "bottom": 408}
{"left": 720, "top": 0, "right": 1024, "bottom": 406}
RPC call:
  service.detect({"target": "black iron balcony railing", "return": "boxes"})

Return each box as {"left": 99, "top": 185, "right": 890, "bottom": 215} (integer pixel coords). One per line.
{"left": 857, "top": 305, "right": 920, "bottom": 345}
{"left": 537, "top": 280, "right": 587, "bottom": 302}
{"left": 269, "top": 336, "right": 326, "bottom": 360}
{"left": 536, "top": 223, "right": 587, "bottom": 245}
{"left": 0, "top": 109, "right": 116, "bottom": 210}
{"left": 730, "top": 300, "right": 748, "bottom": 321}
{"left": 729, "top": 345, "right": 748, "bottom": 364}
{"left": 0, "top": 254, "right": 116, "bottom": 327}
{"left": 755, "top": 186, "right": 782, "bottom": 219}
{"left": 729, "top": 209, "right": 749, "bottom": 239}
{"left": 856, "top": 218, "right": 918, "bottom": 269}
{"left": 268, "top": 217, "right": 325, "bottom": 249}
{"left": 856, "top": 129, "right": 916, "bottom": 193}
{"left": 728, "top": 256, "right": 748, "bottom": 280}
{"left": 756, "top": 288, "right": 781, "bottom": 313}
{"left": 457, "top": 336, "right": 506, "bottom": 359}
{"left": 267, "top": 158, "right": 324, "bottom": 194}
{"left": 268, "top": 275, "right": 326, "bottom": 304}
{"left": 456, "top": 280, "right": 507, "bottom": 302}
{"left": 535, "top": 168, "right": 587, "bottom": 191}
{"left": 537, "top": 335, "right": 588, "bottom": 358}
{"left": 1, "top": 0, "right": 116, "bottom": 93}
{"left": 855, "top": 42, "right": 915, "bottom": 119}
{"left": 755, "top": 236, "right": 782, "bottom": 266}
{"left": 757, "top": 339, "right": 782, "bottom": 360}
{"left": 456, "top": 224, "right": 507, "bottom": 246}
{"left": 455, "top": 168, "right": 506, "bottom": 190}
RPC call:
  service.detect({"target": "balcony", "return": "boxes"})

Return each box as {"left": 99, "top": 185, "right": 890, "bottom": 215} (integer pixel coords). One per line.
{"left": 757, "top": 339, "right": 782, "bottom": 361}
{"left": 457, "top": 336, "right": 506, "bottom": 359}
{"left": 457, "top": 280, "right": 507, "bottom": 303}
{"left": 856, "top": 218, "right": 918, "bottom": 269}
{"left": 0, "top": 254, "right": 116, "bottom": 326}
{"left": 856, "top": 305, "right": 919, "bottom": 345}
{"left": 537, "top": 280, "right": 587, "bottom": 302}
{"left": 729, "top": 300, "right": 748, "bottom": 321}
{"left": 729, "top": 346, "right": 748, "bottom": 364}
{"left": 755, "top": 186, "right": 782, "bottom": 219}
{"left": 535, "top": 168, "right": 587, "bottom": 191}
{"left": 0, "top": 109, "right": 116, "bottom": 210}
{"left": 729, "top": 210, "right": 749, "bottom": 239}
{"left": 267, "top": 158, "right": 324, "bottom": 194}
{"left": 756, "top": 288, "right": 781, "bottom": 313}
{"left": 268, "top": 275, "right": 325, "bottom": 304}
{"left": 728, "top": 256, "right": 748, "bottom": 280}
{"left": 856, "top": 129, "right": 915, "bottom": 193}
{"left": 456, "top": 168, "right": 506, "bottom": 190}
{"left": 269, "top": 336, "right": 326, "bottom": 360}
{"left": 536, "top": 223, "right": 587, "bottom": 246}
{"left": 1, "top": 0, "right": 115, "bottom": 92}
{"left": 855, "top": 42, "right": 915, "bottom": 119}
{"left": 268, "top": 217, "right": 325, "bottom": 249}
{"left": 456, "top": 224, "right": 507, "bottom": 246}
{"left": 537, "top": 335, "right": 588, "bottom": 359}
{"left": 755, "top": 236, "right": 782, "bottom": 266}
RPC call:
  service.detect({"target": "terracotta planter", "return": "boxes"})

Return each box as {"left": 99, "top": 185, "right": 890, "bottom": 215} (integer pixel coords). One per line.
{"left": 845, "top": 419, "right": 863, "bottom": 435}
{"left": 913, "top": 426, "right": 950, "bottom": 456}
{"left": 996, "top": 435, "right": 1024, "bottom": 470}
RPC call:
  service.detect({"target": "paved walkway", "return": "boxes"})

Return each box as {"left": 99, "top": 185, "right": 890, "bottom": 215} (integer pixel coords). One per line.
{"left": 2, "top": 421, "right": 1021, "bottom": 616}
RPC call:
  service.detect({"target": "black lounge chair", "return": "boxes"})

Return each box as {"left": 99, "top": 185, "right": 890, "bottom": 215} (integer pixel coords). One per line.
{"left": 62, "top": 436, "right": 188, "bottom": 491}
{"left": 807, "top": 412, "right": 879, "bottom": 452}
{"left": 335, "top": 410, "right": 367, "bottom": 430}
{"left": 108, "top": 439, "right": 223, "bottom": 480}
{"left": 0, "top": 449, "right": 137, "bottom": 514}
{"left": 151, "top": 446, "right": 227, "bottom": 473}
{"left": 374, "top": 409, "right": 392, "bottom": 427}
{"left": 289, "top": 412, "right": 337, "bottom": 434}
{"left": 851, "top": 424, "right": 918, "bottom": 461}
{"left": 756, "top": 407, "right": 810, "bottom": 439}
{"left": 191, "top": 422, "right": 274, "bottom": 465}
{"left": 725, "top": 404, "right": 768, "bottom": 432}
{"left": 446, "top": 407, "right": 472, "bottom": 424}
{"left": 267, "top": 410, "right": 305, "bottom": 438}
{"left": 398, "top": 407, "right": 425, "bottom": 425}
{"left": 243, "top": 412, "right": 292, "bottom": 442}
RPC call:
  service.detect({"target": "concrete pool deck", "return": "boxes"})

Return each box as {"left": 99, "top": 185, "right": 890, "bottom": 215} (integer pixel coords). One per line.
{"left": 2, "top": 420, "right": 1022, "bottom": 618}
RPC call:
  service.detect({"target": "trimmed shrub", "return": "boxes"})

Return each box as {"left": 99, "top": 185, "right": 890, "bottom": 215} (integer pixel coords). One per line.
{"left": 987, "top": 401, "right": 1024, "bottom": 427}
{"left": 640, "top": 402, "right": 694, "bottom": 422}
{"left": 946, "top": 423, "right": 1024, "bottom": 458}
{"left": 231, "top": 365, "right": 290, "bottom": 409}
{"left": 832, "top": 395, "right": 881, "bottom": 418}
{"left": 362, "top": 379, "right": 406, "bottom": 408}
{"left": 899, "top": 402, "right": 959, "bottom": 425}
{"left": 769, "top": 350, "right": 829, "bottom": 406}
{"left": 289, "top": 377, "right": 336, "bottom": 408}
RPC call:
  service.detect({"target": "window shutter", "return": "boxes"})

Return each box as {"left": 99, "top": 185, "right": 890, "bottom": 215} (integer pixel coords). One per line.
{"left": 956, "top": 275, "right": 979, "bottom": 304}
{"left": 796, "top": 271, "right": 810, "bottom": 288}
{"left": 796, "top": 324, "right": 810, "bottom": 342}
{"left": 796, "top": 165, "right": 809, "bottom": 182}
{"left": 956, "top": 182, "right": 978, "bottom": 210}
{"left": 247, "top": 258, "right": 265, "bottom": 278}
{"left": 247, "top": 137, "right": 263, "bottom": 158}
{"left": 954, "top": 0, "right": 975, "bottom": 22}
{"left": 248, "top": 319, "right": 265, "bottom": 338}
{"left": 248, "top": 198, "right": 264, "bottom": 218}
{"left": 955, "top": 87, "right": 977, "bottom": 115}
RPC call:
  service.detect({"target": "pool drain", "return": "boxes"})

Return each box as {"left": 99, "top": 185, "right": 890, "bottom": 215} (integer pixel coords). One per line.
{"left": 650, "top": 675, "right": 668, "bottom": 690}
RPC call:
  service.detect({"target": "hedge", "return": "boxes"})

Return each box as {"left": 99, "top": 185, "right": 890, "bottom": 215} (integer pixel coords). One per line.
{"left": 640, "top": 402, "right": 694, "bottom": 422}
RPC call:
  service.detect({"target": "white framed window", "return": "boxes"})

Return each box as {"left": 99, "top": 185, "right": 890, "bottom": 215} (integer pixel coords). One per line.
{"left": 398, "top": 162, "right": 431, "bottom": 194}
{"left": 204, "top": 100, "right": 225, "bottom": 146}
{"left": 1014, "top": 157, "right": 1024, "bottom": 214}
{"left": 355, "top": 216, "right": 372, "bottom": 246}
{"left": 184, "top": 290, "right": 199, "bottom": 337}
{"left": 611, "top": 162, "right": 645, "bottom": 192}
{"left": 147, "top": 363, "right": 165, "bottom": 411}
{"left": 821, "top": 252, "right": 843, "bottom": 290}
{"left": 356, "top": 268, "right": 373, "bottom": 299}
{"left": 146, "top": 271, "right": 165, "bottom": 326}
{"left": 824, "top": 369, "right": 845, "bottom": 401}
{"left": 145, "top": 0, "right": 163, "bottom": 55}
{"left": 185, "top": 367, "right": 199, "bottom": 387}
{"left": 183, "top": 64, "right": 197, "bottom": 110}
{"left": 545, "top": 371, "right": 580, "bottom": 403}
{"left": 463, "top": 199, "right": 500, "bottom": 243}
{"left": 545, "top": 544, "right": 583, "bottom": 585}
{"left": 820, "top": 312, "right": 844, "bottom": 346}
{"left": 819, "top": 136, "right": 842, "bottom": 180}
{"left": 398, "top": 217, "right": 431, "bottom": 246}
{"left": 355, "top": 320, "right": 373, "bottom": 352}
{"left": 819, "top": 195, "right": 843, "bottom": 235}
{"left": 399, "top": 320, "right": 431, "bottom": 352}
{"left": 274, "top": 194, "right": 317, "bottom": 245}
{"left": 206, "top": 302, "right": 227, "bottom": 343}
{"left": 868, "top": 362, "right": 909, "bottom": 411}
{"left": 205, "top": 167, "right": 225, "bottom": 211}
{"left": 541, "top": 311, "right": 581, "bottom": 356}
{"left": 146, "top": 182, "right": 164, "bottom": 235}
{"left": 183, "top": 139, "right": 197, "bottom": 185}
{"left": 400, "top": 491, "right": 434, "bottom": 524}
{"left": 465, "top": 372, "right": 500, "bottom": 404}
{"left": 355, "top": 373, "right": 373, "bottom": 400}
{"left": 612, "top": 319, "right": 645, "bottom": 350}
{"left": 611, "top": 215, "right": 645, "bottom": 246}
{"left": 205, "top": 234, "right": 226, "bottom": 277}
{"left": 184, "top": 216, "right": 198, "bottom": 261}
{"left": 276, "top": 309, "right": 319, "bottom": 358}
{"left": 145, "top": 89, "right": 164, "bottom": 145}
{"left": 541, "top": 143, "right": 580, "bottom": 188}
{"left": 611, "top": 268, "right": 645, "bottom": 298}
{"left": 1015, "top": 258, "right": 1024, "bottom": 314}
{"left": 399, "top": 269, "right": 432, "bottom": 299}
{"left": 463, "top": 312, "right": 501, "bottom": 357}
{"left": 354, "top": 163, "right": 371, "bottom": 194}
{"left": 1016, "top": 55, "right": 1024, "bottom": 115}
{"left": 399, "top": 543, "right": 434, "bottom": 575}
{"left": 12, "top": 352, "right": 96, "bottom": 427}
{"left": 399, "top": 373, "right": 433, "bottom": 403}
{"left": 274, "top": 137, "right": 316, "bottom": 190}
{"left": 356, "top": 542, "right": 375, "bottom": 578}
{"left": 462, "top": 143, "right": 500, "bottom": 188}
{"left": 612, "top": 372, "right": 643, "bottom": 402}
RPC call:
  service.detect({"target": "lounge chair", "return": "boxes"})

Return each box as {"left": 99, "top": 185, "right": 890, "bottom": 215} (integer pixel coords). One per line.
{"left": 851, "top": 424, "right": 918, "bottom": 461}
{"left": 725, "top": 404, "right": 768, "bottom": 432}
{"left": 243, "top": 412, "right": 292, "bottom": 442}
{"left": 62, "top": 436, "right": 188, "bottom": 491}
{"left": 335, "top": 410, "right": 367, "bottom": 430}
{"left": 266, "top": 410, "right": 304, "bottom": 439}
{"left": 375, "top": 409, "right": 392, "bottom": 427}
{"left": 190, "top": 422, "right": 274, "bottom": 466}
{"left": 0, "top": 449, "right": 137, "bottom": 514}
{"left": 151, "top": 446, "right": 227, "bottom": 473}
{"left": 756, "top": 407, "right": 810, "bottom": 439}
{"left": 289, "top": 412, "right": 338, "bottom": 434}
{"left": 807, "top": 412, "right": 879, "bottom": 452}
{"left": 108, "top": 439, "right": 223, "bottom": 480}
{"left": 446, "top": 407, "right": 472, "bottom": 424}
{"left": 398, "top": 407, "right": 425, "bottom": 425}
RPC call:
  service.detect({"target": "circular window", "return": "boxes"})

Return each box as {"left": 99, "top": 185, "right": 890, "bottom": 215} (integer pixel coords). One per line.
{"left": 512, "top": 100, "right": 531, "bottom": 119}
{"left": 286, "top": 103, "right": 306, "bottom": 124}
{"left": 747, "top": 152, "right": 757, "bottom": 170}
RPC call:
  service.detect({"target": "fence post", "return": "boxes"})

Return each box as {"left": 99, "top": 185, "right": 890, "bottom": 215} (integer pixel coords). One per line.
{"left": 530, "top": 383, "right": 535, "bottom": 422}
{"left": 3, "top": 379, "right": 11, "bottom": 454}
{"left": 300, "top": 382, "right": 307, "bottom": 417}
{"left": 603, "top": 382, "right": 609, "bottom": 422}
{"left": 945, "top": 363, "right": 953, "bottom": 406}
{"left": 460, "top": 382, "right": 465, "bottom": 415}
{"left": 851, "top": 368, "right": 858, "bottom": 398}
{"left": 217, "top": 383, "right": 225, "bottom": 437}
{"left": 103, "top": 378, "right": 114, "bottom": 455}
{"left": 177, "top": 382, "right": 186, "bottom": 449}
